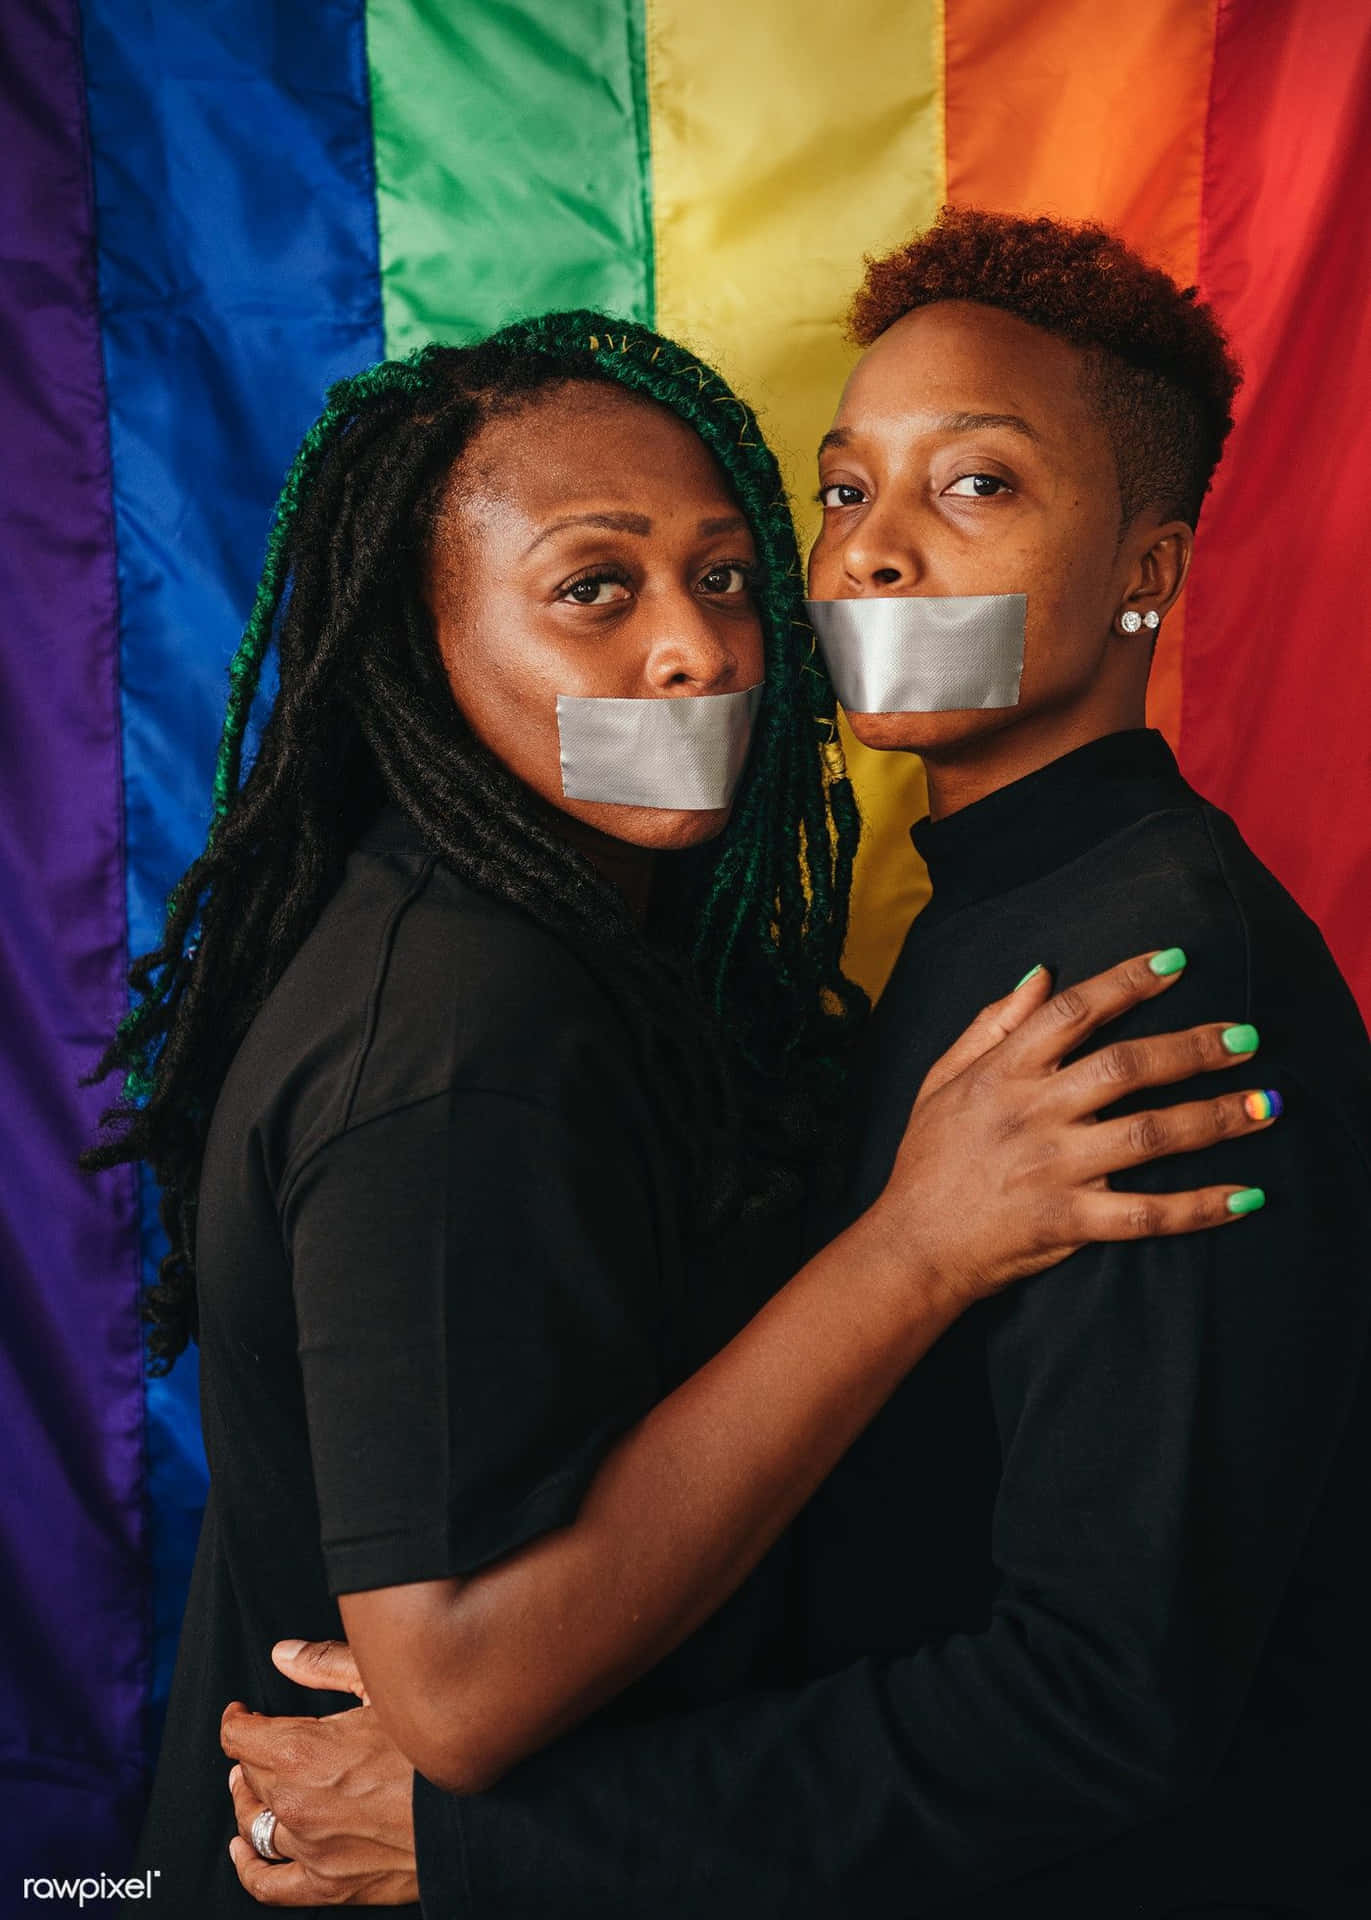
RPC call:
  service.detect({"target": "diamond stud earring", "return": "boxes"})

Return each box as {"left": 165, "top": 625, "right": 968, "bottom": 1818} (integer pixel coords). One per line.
{"left": 1143, "top": 610, "right": 1161, "bottom": 631}
{"left": 1120, "top": 610, "right": 1143, "bottom": 633}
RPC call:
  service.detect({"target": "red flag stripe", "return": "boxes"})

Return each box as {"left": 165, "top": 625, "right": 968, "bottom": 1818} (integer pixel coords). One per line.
{"left": 1185, "top": 0, "right": 1371, "bottom": 1016}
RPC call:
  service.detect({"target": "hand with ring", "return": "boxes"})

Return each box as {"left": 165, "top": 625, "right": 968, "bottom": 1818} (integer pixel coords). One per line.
{"left": 223, "top": 1640, "right": 418, "bottom": 1907}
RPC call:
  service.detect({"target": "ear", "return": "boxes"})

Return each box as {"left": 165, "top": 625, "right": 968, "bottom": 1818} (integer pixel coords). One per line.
{"left": 1114, "top": 520, "right": 1193, "bottom": 637}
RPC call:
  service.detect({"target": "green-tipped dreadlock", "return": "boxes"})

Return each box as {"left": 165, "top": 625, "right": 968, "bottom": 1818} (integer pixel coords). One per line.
{"left": 85, "top": 311, "right": 866, "bottom": 1371}
{"left": 210, "top": 357, "right": 432, "bottom": 821}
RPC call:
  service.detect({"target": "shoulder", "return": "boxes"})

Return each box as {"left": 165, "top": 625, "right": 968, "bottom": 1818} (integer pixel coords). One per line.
{"left": 1134, "top": 796, "right": 1369, "bottom": 1052}
{"left": 1195, "top": 801, "right": 1371, "bottom": 1149}
{"left": 1078, "top": 803, "right": 1246, "bottom": 959}
{"left": 220, "top": 817, "right": 650, "bottom": 1193}
{"left": 1055, "top": 797, "right": 1351, "bottom": 1010}
{"left": 1063, "top": 797, "right": 1371, "bottom": 1156}
{"left": 359, "top": 842, "right": 636, "bottom": 1116}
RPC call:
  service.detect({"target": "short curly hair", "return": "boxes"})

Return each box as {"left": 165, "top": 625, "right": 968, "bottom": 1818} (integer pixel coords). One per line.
{"left": 848, "top": 207, "right": 1242, "bottom": 529}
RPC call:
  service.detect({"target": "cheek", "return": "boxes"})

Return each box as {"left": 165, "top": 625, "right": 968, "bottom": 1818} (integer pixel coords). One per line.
{"left": 739, "top": 616, "right": 767, "bottom": 686}
{"left": 439, "top": 619, "right": 568, "bottom": 807}
{"left": 806, "top": 528, "right": 844, "bottom": 598}
{"left": 1015, "top": 538, "right": 1115, "bottom": 697}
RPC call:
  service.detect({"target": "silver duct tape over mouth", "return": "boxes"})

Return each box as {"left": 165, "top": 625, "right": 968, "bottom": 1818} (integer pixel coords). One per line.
{"left": 805, "top": 594, "right": 1026, "bottom": 713}
{"left": 557, "top": 683, "right": 764, "bottom": 810}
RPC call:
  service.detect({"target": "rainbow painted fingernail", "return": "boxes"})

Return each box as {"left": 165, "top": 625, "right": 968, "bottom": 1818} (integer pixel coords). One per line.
{"left": 1243, "top": 1089, "right": 1284, "bottom": 1123}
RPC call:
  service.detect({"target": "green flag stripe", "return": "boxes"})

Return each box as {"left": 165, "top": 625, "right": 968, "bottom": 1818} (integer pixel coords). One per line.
{"left": 366, "top": 0, "right": 654, "bottom": 353}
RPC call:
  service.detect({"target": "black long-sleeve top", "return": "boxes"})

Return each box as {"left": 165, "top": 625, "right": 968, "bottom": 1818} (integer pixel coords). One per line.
{"left": 415, "top": 730, "right": 1371, "bottom": 1917}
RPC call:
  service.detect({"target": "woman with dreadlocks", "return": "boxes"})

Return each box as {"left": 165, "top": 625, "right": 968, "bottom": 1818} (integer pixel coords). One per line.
{"left": 86, "top": 312, "right": 1269, "bottom": 1911}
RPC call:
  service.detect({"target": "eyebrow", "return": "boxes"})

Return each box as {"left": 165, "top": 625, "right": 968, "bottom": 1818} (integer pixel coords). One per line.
{"left": 523, "top": 510, "right": 748, "bottom": 556}
{"left": 937, "top": 410, "right": 1041, "bottom": 442}
{"left": 817, "top": 411, "right": 1042, "bottom": 458}
{"left": 524, "top": 511, "right": 650, "bottom": 554}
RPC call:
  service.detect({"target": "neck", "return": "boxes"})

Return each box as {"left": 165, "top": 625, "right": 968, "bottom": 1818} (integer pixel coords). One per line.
{"left": 909, "top": 726, "right": 1186, "bottom": 927}
{"left": 535, "top": 799, "right": 657, "bottom": 924}
{"left": 922, "top": 691, "right": 1148, "bottom": 821}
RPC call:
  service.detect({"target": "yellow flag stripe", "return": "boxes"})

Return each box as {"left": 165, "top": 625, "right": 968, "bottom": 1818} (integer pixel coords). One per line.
{"left": 644, "top": 0, "right": 946, "bottom": 997}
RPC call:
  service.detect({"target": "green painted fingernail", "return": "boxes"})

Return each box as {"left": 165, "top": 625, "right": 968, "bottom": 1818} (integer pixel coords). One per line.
{"left": 1227, "top": 1187, "right": 1266, "bottom": 1215}
{"left": 1014, "top": 964, "right": 1045, "bottom": 990}
{"left": 1149, "top": 947, "right": 1188, "bottom": 976}
{"left": 1222, "top": 1023, "right": 1260, "bottom": 1054}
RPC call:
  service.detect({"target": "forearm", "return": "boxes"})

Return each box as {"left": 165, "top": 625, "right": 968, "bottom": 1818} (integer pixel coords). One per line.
{"left": 343, "top": 1201, "right": 960, "bottom": 1791}
{"left": 414, "top": 1621, "right": 1190, "bottom": 1920}
{"left": 343, "top": 948, "right": 1273, "bottom": 1792}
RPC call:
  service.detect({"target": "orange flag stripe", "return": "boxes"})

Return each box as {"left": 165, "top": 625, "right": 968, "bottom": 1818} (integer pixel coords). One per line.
{"left": 942, "top": 0, "right": 1219, "bottom": 744}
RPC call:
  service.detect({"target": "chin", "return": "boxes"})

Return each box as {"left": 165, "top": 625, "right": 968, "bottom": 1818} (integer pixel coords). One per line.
{"left": 844, "top": 709, "right": 1016, "bottom": 756}
{"left": 575, "top": 800, "right": 733, "bottom": 850}
{"left": 622, "top": 805, "right": 733, "bottom": 850}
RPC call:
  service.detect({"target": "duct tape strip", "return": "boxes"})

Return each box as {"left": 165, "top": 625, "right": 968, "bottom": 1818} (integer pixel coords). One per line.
{"left": 806, "top": 594, "right": 1026, "bottom": 712}
{"left": 557, "top": 682, "right": 764, "bottom": 809}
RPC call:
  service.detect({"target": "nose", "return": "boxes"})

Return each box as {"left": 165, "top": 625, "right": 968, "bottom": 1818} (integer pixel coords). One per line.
{"left": 837, "top": 500, "right": 926, "bottom": 594}
{"left": 642, "top": 595, "right": 741, "bottom": 694}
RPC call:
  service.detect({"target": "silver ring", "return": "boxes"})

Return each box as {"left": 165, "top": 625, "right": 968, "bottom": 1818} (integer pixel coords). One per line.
{"left": 251, "top": 1807, "right": 287, "bottom": 1863}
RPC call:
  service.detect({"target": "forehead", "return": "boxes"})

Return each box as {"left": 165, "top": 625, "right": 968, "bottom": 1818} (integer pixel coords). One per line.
{"left": 455, "top": 383, "right": 734, "bottom": 520}
{"left": 834, "top": 300, "right": 1101, "bottom": 450}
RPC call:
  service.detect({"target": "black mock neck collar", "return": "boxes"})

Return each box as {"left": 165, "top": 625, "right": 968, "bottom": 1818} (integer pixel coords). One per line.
{"left": 911, "top": 729, "right": 1194, "bottom": 924}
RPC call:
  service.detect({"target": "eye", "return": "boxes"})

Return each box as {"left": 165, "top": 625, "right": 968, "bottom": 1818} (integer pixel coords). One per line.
{"left": 698, "top": 561, "right": 753, "bottom": 596}
{"left": 818, "top": 483, "right": 867, "bottom": 509}
{"left": 942, "top": 473, "right": 1014, "bottom": 499}
{"left": 560, "top": 570, "right": 632, "bottom": 606}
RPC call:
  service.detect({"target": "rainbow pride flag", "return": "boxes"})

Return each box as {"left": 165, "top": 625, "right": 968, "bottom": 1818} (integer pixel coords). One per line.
{"left": 3, "top": 0, "right": 1368, "bottom": 1878}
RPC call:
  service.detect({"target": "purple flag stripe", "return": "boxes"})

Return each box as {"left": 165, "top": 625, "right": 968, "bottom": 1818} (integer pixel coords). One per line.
{"left": 80, "top": 0, "right": 386, "bottom": 1753}
{"left": 0, "top": 0, "right": 146, "bottom": 1887}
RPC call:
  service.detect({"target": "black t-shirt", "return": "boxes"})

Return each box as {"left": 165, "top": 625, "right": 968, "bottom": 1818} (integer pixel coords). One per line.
{"left": 134, "top": 808, "right": 790, "bottom": 1915}
{"left": 422, "top": 731, "right": 1371, "bottom": 1917}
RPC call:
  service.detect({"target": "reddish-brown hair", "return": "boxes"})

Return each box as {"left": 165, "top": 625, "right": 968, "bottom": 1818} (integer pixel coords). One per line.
{"left": 849, "top": 207, "right": 1242, "bottom": 528}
